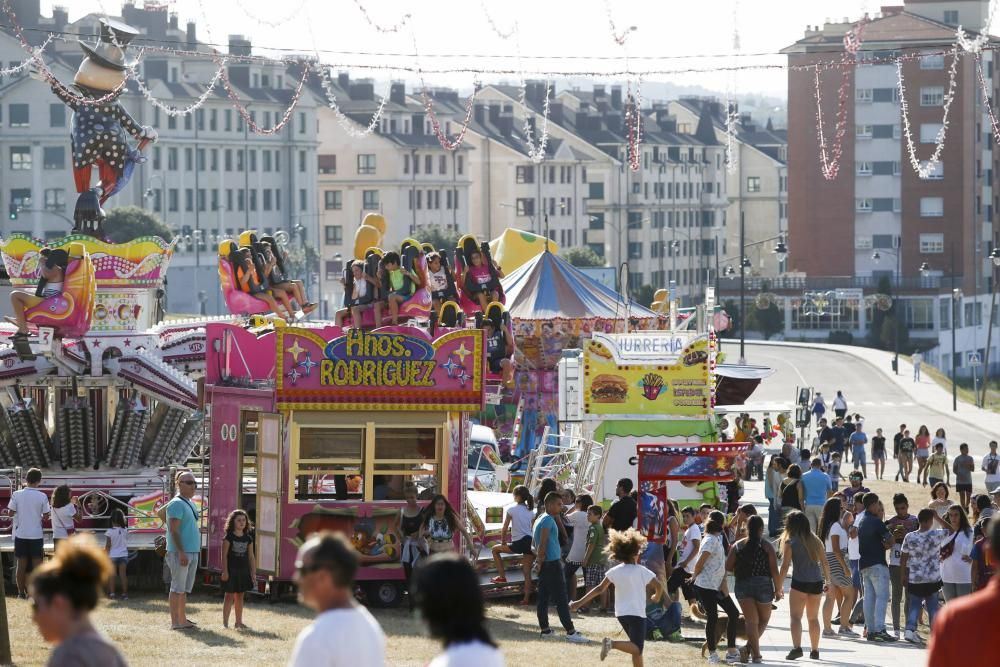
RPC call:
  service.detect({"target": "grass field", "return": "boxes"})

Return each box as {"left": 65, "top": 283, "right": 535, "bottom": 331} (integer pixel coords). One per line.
{"left": 3, "top": 593, "right": 704, "bottom": 667}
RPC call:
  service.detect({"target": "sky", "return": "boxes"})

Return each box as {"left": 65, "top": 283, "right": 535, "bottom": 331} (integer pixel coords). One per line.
{"left": 46, "top": 0, "right": 882, "bottom": 97}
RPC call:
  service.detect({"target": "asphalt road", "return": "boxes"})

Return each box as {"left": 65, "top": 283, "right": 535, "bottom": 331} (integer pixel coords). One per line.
{"left": 741, "top": 342, "right": 996, "bottom": 466}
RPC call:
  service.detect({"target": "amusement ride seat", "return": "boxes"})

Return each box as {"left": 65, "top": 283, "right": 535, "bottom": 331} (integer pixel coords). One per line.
{"left": 217, "top": 239, "right": 270, "bottom": 316}
{"left": 23, "top": 242, "right": 96, "bottom": 338}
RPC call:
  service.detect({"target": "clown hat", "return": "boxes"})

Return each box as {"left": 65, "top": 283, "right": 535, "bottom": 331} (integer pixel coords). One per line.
{"left": 78, "top": 18, "right": 141, "bottom": 71}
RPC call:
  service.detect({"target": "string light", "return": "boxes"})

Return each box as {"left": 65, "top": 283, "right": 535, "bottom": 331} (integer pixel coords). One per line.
{"left": 480, "top": 0, "right": 517, "bottom": 40}
{"left": 313, "top": 63, "right": 389, "bottom": 138}
{"left": 522, "top": 82, "right": 552, "bottom": 164}
{"left": 218, "top": 58, "right": 311, "bottom": 135}
{"left": 813, "top": 17, "right": 868, "bottom": 180}
{"left": 724, "top": 0, "right": 741, "bottom": 175}
{"left": 625, "top": 79, "right": 643, "bottom": 172}
{"left": 132, "top": 60, "right": 228, "bottom": 117}
{"left": 957, "top": 0, "right": 999, "bottom": 53}
{"left": 412, "top": 31, "right": 479, "bottom": 151}
{"left": 235, "top": 0, "right": 310, "bottom": 29}
{"left": 603, "top": 0, "right": 635, "bottom": 46}
{"left": 897, "top": 46, "right": 959, "bottom": 178}
{"left": 351, "top": 0, "right": 411, "bottom": 34}
{"left": 976, "top": 54, "right": 1000, "bottom": 145}
{"left": 0, "top": 33, "right": 53, "bottom": 76}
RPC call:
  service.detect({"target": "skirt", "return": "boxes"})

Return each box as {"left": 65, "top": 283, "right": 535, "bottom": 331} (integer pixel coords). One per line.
{"left": 401, "top": 537, "right": 427, "bottom": 567}
{"left": 826, "top": 552, "right": 852, "bottom": 588}
{"left": 223, "top": 566, "right": 255, "bottom": 593}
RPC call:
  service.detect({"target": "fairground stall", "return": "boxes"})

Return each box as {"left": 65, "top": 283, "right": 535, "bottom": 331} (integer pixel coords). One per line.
{"left": 202, "top": 322, "right": 485, "bottom": 605}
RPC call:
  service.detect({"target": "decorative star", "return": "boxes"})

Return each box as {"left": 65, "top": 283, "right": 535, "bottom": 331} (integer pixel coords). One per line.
{"left": 123, "top": 338, "right": 131, "bottom": 347}
{"left": 298, "top": 353, "right": 317, "bottom": 377}
{"left": 457, "top": 369, "right": 471, "bottom": 386}
{"left": 288, "top": 340, "right": 305, "bottom": 362}
{"left": 91, "top": 340, "right": 101, "bottom": 348}
{"left": 441, "top": 356, "right": 460, "bottom": 378}
{"left": 286, "top": 368, "right": 302, "bottom": 385}
{"left": 454, "top": 343, "right": 470, "bottom": 363}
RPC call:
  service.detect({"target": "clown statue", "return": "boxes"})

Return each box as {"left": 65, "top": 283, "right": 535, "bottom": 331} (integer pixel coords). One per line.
{"left": 35, "top": 18, "right": 157, "bottom": 237}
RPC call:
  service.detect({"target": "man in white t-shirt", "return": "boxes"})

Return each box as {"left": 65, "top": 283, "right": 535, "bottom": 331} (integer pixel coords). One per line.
{"left": 665, "top": 506, "right": 700, "bottom": 612}
{"left": 288, "top": 532, "right": 385, "bottom": 667}
{"left": 8, "top": 468, "right": 50, "bottom": 597}
{"left": 982, "top": 440, "right": 1000, "bottom": 492}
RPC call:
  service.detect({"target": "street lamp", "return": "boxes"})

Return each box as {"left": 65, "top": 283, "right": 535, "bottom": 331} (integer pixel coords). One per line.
{"left": 919, "top": 251, "right": 958, "bottom": 412}
{"left": 872, "top": 241, "right": 903, "bottom": 375}
{"left": 982, "top": 247, "right": 1000, "bottom": 406}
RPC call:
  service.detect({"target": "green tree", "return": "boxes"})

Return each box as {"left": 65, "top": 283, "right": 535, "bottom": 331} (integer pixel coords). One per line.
{"left": 631, "top": 284, "right": 656, "bottom": 308}
{"left": 417, "top": 225, "right": 463, "bottom": 253}
{"left": 880, "top": 316, "right": 909, "bottom": 353}
{"left": 562, "top": 246, "right": 604, "bottom": 268}
{"left": 868, "top": 275, "right": 893, "bottom": 349}
{"left": 747, "top": 303, "right": 784, "bottom": 340}
{"left": 102, "top": 206, "right": 173, "bottom": 243}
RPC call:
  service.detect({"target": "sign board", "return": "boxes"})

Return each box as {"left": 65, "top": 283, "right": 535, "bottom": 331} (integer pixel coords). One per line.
{"left": 583, "top": 332, "right": 713, "bottom": 417}
{"left": 276, "top": 327, "right": 485, "bottom": 411}
{"left": 969, "top": 352, "right": 982, "bottom": 367}
{"left": 577, "top": 266, "right": 617, "bottom": 291}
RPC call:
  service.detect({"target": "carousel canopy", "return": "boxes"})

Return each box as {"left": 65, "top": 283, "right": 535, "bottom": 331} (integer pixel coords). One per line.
{"left": 501, "top": 250, "right": 657, "bottom": 320}
{"left": 489, "top": 228, "right": 558, "bottom": 274}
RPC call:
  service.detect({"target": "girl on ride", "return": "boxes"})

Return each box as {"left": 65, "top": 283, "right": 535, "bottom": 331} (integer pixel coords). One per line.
{"left": 260, "top": 237, "right": 315, "bottom": 314}
{"left": 235, "top": 247, "right": 290, "bottom": 318}
{"left": 465, "top": 250, "right": 504, "bottom": 311}
{"left": 484, "top": 317, "right": 514, "bottom": 388}
{"left": 8, "top": 247, "right": 66, "bottom": 342}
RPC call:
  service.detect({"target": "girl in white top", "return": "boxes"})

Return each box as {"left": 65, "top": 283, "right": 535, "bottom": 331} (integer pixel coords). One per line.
{"left": 415, "top": 554, "right": 505, "bottom": 667}
{"left": 819, "top": 499, "right": 858, "bottom": 638}
{"left": 937, "top": 504, "right": 974, "bottom": 601}
{"left": 104, "top": 509, "right": 129, "bottom": 600}
{"left": 932, "top": 428, "right": 948, "bottom": 455}
{"left": 565, "top": 494, "right": 594, "bottom": 600}
{"left": 571, "top": 527, "right": 665, "bottom": 667}
{"left": 489, "top": 485, "right": 535, "bottom": 604}
{"left": 50, "top": 485, "right": 77, "bottom": 546}
{"left": 688, "top": 511, "right": 742, "bottom": 665}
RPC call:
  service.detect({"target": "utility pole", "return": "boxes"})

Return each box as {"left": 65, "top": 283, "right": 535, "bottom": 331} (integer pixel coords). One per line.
{"left": 952, "top": 243, "right": 958, "bottom": 412}
{"left": 0, "top": 567, "right": 9, "bottom": 664}
{"left": 739, "top": 211, "right": 746, "bottom": 364}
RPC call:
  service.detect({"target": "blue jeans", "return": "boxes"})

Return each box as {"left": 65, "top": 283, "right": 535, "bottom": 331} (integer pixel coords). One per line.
{"left": 647, "top": 600, "right": 682, "bottom": 637}
{"left": 853, "top": 446, "right": 867, "bottom": 469}
{"left": 861, "top": 564, "right": 890, "bottom": 633}
{"left": 906, "top": 587, "right": 940, "bottom": 632}
{"left": 537, "top": 560, "right": 575, "bottom": 634}
{"left": 767, "top": 497, "right": 781, "bottom": 536}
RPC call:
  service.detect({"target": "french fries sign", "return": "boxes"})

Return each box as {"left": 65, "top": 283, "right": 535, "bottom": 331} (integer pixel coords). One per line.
{"left": 583, "top": 333, "right": 712, "bottom": 417}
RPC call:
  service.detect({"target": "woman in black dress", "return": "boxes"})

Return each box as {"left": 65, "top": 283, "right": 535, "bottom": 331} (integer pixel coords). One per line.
{"left": 221, "top": 509, "right": 256, "bottom": 629}
{"left": 780, "top": 464, "right": 805, "bottom": 528}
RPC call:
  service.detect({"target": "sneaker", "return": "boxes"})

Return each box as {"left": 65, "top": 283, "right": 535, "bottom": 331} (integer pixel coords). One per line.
{"left": 491, "top": 576, "right": 508, "bottom": 584}
{"left": 877, "top": 631, "right": 897, "bottom": 642}
{"left": 786, "top": 647, "right": 803, "bottom": 660}
{"left": 651, "top": 629, "right": 664, "bottom": 641}
{"left": 838, "top": 627, "right": 860, "bottom": 638}
{"left": 540, "top": 629, "right": 555, "bottom": 639}
{"left": 904, "top": 630, "right": 922, "bottom": 644}
{"left": 667, "top": 630, "right": 684, "bottom": 643}
{"left": 725, "top": 650, "right": 741, "bottom": 664}
{"left": 566, "top": 631, "right": 588, "bottom": 644}
{"left": 751, "top": 657, "right": 763, "bottom": 665}
{"left": 600, "top": 637, "right": 612, "bottom": 661}
{"left": 809, "top": 651, "right": 820, "bottom": 660}
{"left": 867, "top": 632, "right": 888, "bottom": 643}
{"left": 738, "top": 645, "right": 750, "bottom": 664}
{"left": 822, "top": 629, "right": 837, "bottom": 638}
{"left": 708, "top": 654, "right": 721, "bottom": 664}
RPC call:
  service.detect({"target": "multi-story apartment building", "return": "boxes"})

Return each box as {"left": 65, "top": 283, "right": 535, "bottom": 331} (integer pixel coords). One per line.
{"left": 669, "top": 98, "right": 789, "bottom": 279}
{"left": 765, "top": 0, "right": 1000, "bottom": 378}
{"left": 0, "top": 2, "right": 319, "bottom": 315}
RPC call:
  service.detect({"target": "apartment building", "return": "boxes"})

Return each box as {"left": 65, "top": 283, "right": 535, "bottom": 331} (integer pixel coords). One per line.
{"left": 669, "top": 99, "right": 789, "bottom": 279}
{"left": 770, "top": 0, "right": 999, "bottom": 376}
{"left": 0, "top": 2, "right": 320, "bottom": 315}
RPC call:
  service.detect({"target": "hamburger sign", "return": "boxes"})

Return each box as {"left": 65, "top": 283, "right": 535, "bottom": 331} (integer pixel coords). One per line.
{"left": 582, "top": 332, "right": 713, "bottom": 417}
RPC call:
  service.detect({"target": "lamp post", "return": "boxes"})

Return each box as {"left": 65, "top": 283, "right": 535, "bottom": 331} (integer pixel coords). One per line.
{"left": 982, "top": 246, "right": 1000, "bottom": 406}
{"left": 921, "top": 252, "right": 959, "bottom": 412}
{"left": 500, "top": 202, "right": 535, "bottom": 236}
{"left": 739, "top": 212, "right": 746, "bottom": 363}
{"left": 872, "top": 239, "right": 903, "bottom": 374}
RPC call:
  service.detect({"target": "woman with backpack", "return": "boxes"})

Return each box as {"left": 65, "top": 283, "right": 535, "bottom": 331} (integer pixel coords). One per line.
{"left": 725, "top": 514, "right": 780, "bottom": 664}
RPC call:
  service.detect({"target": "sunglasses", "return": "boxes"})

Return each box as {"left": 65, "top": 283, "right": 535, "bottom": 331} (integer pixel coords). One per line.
{"left": 179, "top": 480, "right": 198, "bottom": 487}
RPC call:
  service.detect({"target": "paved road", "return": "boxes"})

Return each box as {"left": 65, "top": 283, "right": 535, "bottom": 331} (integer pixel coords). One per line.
{"left": 743, "top": 342, "right": 996, "bottom": 466}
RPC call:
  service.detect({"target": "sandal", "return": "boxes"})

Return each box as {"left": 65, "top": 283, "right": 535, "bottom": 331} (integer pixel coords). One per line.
{"left": 171, "top": 623, "right": 195, "bottom": 630}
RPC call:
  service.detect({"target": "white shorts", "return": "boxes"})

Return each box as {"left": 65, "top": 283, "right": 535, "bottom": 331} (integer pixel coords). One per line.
{"left": 166, "top": 551, "right": 199, "bottom": 594}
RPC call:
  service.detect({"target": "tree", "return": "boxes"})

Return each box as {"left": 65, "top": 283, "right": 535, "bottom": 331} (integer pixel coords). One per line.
{"left": 631, "top": 284, "right": 656, "bottom": 308}
{"left": 417, "top": 225, "right": 462, "bottom": 253}
{"left": 880, "top": 316, "right": 909, "bottom": 353}
{"left": 562, "top": 246, "right": 604, "bottom": 268}
{"left": 747, "top": 303, "right": 784, "bottom": 340}
{"left": 868, "top": 275, "right": 893, "bottom": 349}
{"left": 103, "top": 206, "right": 173, "bottom": 243}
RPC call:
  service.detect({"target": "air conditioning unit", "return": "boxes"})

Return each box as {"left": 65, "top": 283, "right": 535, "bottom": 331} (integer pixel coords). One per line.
{"left": 855, "top": 237, "right": 873, "bottom": 250}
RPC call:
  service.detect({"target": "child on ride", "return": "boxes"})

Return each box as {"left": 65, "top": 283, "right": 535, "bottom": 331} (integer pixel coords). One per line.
{"left": 335, "top": 262, "right": 381, "bottom": 328}
{"left": 8, "top": 247, "right": 66, "bottom": 341}
{"left": 466, "top": 250, "right": 504, "bottom": 311}
{"left": 379, "top": 251, "right": 416, "bottom": 326}
{"left": 235, "top": 247, "right": 289, "bottom": 318}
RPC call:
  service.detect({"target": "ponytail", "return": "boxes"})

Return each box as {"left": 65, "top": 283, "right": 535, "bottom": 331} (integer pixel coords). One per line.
{"left": 513, "top": 485, "right": 533, "bottom": 512}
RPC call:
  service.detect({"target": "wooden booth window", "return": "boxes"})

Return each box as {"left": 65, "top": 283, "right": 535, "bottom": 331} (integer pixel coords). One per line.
{"left": 293, "top": 427, "right": 365, "bottom": 500}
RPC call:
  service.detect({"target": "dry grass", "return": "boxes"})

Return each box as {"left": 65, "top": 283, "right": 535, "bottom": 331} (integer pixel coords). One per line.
{"left": 3, "top": 593, "right": 703, "bottom": 667}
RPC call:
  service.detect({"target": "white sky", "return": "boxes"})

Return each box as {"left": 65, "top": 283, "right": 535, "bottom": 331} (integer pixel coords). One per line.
{"left": 46, "top": 0, "right": 880, "bottom": 97}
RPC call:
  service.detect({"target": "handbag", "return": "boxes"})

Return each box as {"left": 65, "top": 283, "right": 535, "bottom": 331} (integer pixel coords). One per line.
{"left": 939, "top": 531, "right": 959, "bottom": 560}
{"left": 53, "top": 506, "right": 75, "bottom": 537}
{"left": 154, "top": 535, "right": 167, "bottom": 558}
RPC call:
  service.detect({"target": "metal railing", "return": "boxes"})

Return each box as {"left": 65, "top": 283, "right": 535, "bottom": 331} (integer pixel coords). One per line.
{"left": 719, "top": 274, "right": 955, "bottom": 292}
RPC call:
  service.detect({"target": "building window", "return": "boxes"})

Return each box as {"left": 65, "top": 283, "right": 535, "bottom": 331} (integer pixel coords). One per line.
{"left": 49, "top": 104, "right": 65, "bottom": 128}
{"left": 9, "top": 104, "right": 28, "bottom": 127}
{"left": 362, "top": 190, "right": 379, "bottom": 210}
{"left": 919, "top": 233, "right": 944, "bottom": 253}
{"left": 920, "top": 86, "right": 945, "bottom": 106}
{"left": 9, "top": 146, "right": 31, "bottom": 170}
{"left": 921, "top": 161, "right": 944, "bottom": 179}
{"left": 249, "top": 149, "right": 257, "bottom": 172}
{"left": 324, "top": 190, "right": 342, "bottom": 210}
{"left": 921, "top": 53, "right": 945, "bottom": 69}
{"left": 184, "top": 188, "right": 193, "bottom": 212}
{"left": 904, "top": 298, "right": 935, "bottom": 330}
{"left": 318, "top": 154, "right": 336, "bottom": 174}
{"left": 588, "top": 182, "right": 604, "bottom": 199}
{"left": 167, "top": 147, "right": 178, "bottom": 171}
{"left": 263, "top": 189, "right": 272, "bottom": 211}
{"left": 236, "top": 150, "right": 244, "bottom": 171}
{"left": 299, "top": 189, "right": 307, "bottom": 212}
{"left": 299, "top": 111, "right": 306, "bottom": 134}
{"left": 209, "top": 108, "right": 217, "bottom": 131}
{"left": 746, "top": 177, "right": 761, "bottom": 193}
{"left": 856, "top": 88, "right": 873, "bottom": 102}
{"left": 324, "top": 225, "right": 343, "bottom": 245}
{"left": 920, "top": 197, "right": 944, "bottom": 217}
{"left": 439, "top": 155, "right": 447, "bottom": 174}
{"left": 403, "top": 154, "right": 409, "bottom": 174}
{"left": 299, "top": 150, "right": 307, "bottom": 173}
{"left": 516, "top": 166, "right": 535, "bottom": 184}
{"left": 856, "top": 125, "right": 873, "bottom": 138}
{"left": 263, "top": 150, "right": 272, "bottom": 172}
{"left": 628, "top": 242, "right": 643, "bottom": 260}
{"left": 856, "top": 161, "right": 872, "bottom": 175}
{"left": 357, "top": 154, "right": 376, "bottom": 174}
{"left": 856, "top": 198, "right": 873, "bottom": 212}
{"left": 424, "top": 155, "right": 433, "bottom": 174}
{"left": 223, "top": 149, "right": 231, "bottom": 171}
{"left": 42, "top": 146, "right": 64, "bottom": 170}
{"left": 250, "top": 190, "right": 258, "bottom": 211}
{"left": 168, "top": 188, "right": 178, "bottom": 212}
{"left": 226, "top": 189, "right": 233, "bottom": 211}
{"left": 210, "top": 149, "right": 218, "bottom": 171}
{"left": 43, "top": 188, "right": 65, "bottom": 211}
{"left": 516, "top": 198, "right": 535, "bottom": 216}
{"left": 920, "top": 123, "right": 943, "bottom": 143}
{"left": 872, "top": 234, "right": 894, "bottom": 249}
{"left": 457, "top": 155, "right": 464, "bottom": 175}
{"left": 225, "top": 109, "right": 232, "bottom": 131}
{"left": 197, "top": 188, "right": 206, "bottom": 211}
{"left": 944, "top": 10, "right": 959, "bottom": 25}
